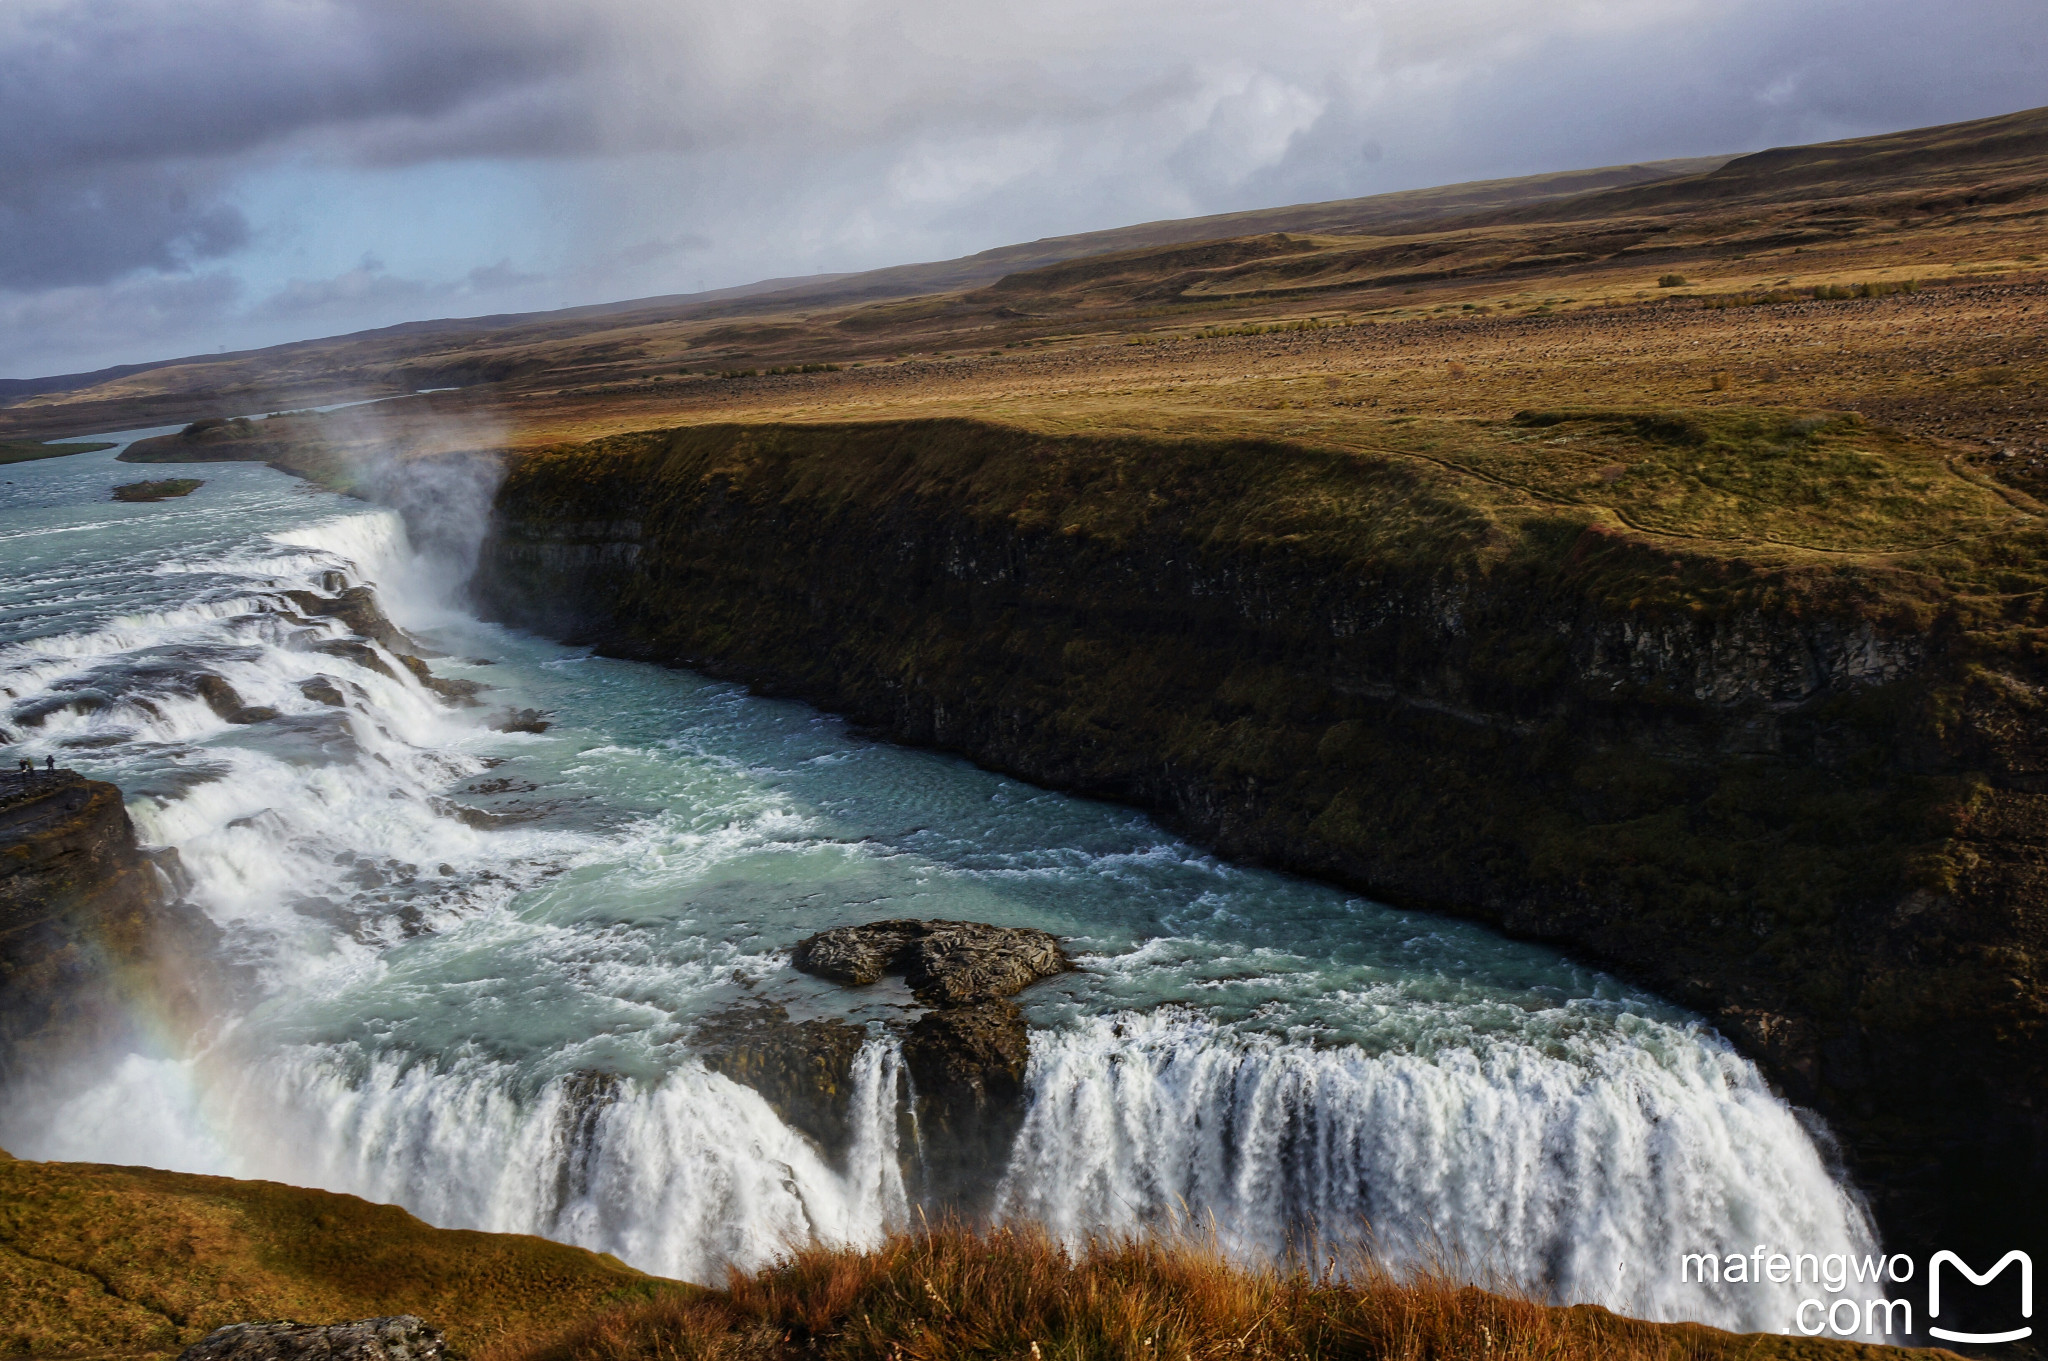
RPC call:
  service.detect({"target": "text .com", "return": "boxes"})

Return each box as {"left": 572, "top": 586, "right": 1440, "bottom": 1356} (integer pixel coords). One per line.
{"left": 1680, "top": 1247, "right": 2033, "bottom": 1344}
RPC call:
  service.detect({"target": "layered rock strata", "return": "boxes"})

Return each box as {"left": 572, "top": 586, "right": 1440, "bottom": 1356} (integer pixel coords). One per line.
{"left": 278, "top": 586, "right": 483, "bottom": 705}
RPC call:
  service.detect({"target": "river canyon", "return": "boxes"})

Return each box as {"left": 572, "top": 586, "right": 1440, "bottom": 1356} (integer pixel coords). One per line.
{"left": 0, "top": 429, "right": 1892, "bottom": 1338}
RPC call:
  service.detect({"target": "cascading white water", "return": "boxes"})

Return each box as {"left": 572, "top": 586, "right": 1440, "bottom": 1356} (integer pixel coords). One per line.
{"left": 0, "top": 435, "right": 1885, "bottom": 1335}
{"left": 995, "top": 1010, "right": 1870, "bottom": 1331}
{"left": 26, "top": 1041, "right": 909, "bottom": 1283}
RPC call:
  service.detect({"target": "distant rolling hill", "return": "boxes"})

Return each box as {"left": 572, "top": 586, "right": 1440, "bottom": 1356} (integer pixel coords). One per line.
{"left": 4, "top": 101, "right": 2045, "bottom": 434}
{"left": 1490, "top": 103, "right": 2048, "bottom": 222}
{"left": 0, "top": 157, "right": 1729, "bottom": 401}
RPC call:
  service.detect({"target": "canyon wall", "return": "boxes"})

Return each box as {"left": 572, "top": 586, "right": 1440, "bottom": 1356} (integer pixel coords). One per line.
{"left": 470, "top": 417, "right": 2045, "bottom": 1268}
{"left": 0, "top": 770, "right": 214, "bottom": 1072}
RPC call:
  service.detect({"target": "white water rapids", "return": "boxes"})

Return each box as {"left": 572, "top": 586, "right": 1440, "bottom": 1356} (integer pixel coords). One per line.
{"left": 0, "top": 435, "right": 1879, "bottom": 1333}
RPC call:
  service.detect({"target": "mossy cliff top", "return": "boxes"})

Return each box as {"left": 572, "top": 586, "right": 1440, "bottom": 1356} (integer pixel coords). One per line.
{"left": 497, "top": 405, "right": 2044, "bottom": 634}
{"left": 0, "top": 1152, "right": 1931, "bottom": 1361}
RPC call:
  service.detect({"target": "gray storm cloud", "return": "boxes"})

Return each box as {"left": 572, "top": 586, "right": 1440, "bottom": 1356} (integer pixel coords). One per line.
{"left": 0, "top": 0, "right": 2043, "bottom": 375}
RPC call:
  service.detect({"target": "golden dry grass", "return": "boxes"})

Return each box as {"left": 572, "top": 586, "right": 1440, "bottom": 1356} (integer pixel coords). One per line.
{"left": 6, "top": 113, "right": 2046, "bottom": 500}
{"left": 482, "top": 1225, "right": 1934, "bottom": 1361}
{"left": 1, "top": 1151, "right": 1934, "bottom": 1361}
{"left": 204, "top": 264, "right": 2041, "bottom": 556}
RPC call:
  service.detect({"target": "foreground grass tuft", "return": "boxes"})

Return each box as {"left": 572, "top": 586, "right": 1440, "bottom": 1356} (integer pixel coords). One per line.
{"left": 0, "top": 1151, "right": 1935, "bottom": 1360}
{"left": 483, "top": 1225, "right": 1927, "bottom": 1361}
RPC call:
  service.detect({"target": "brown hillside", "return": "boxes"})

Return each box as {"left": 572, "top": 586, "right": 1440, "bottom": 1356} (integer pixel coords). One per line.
{"left": 1504, "top": 103, "right": 2048, "bottom": 220}
{"left": 0, "top": 1152, "right": 677, "bottom": 1359}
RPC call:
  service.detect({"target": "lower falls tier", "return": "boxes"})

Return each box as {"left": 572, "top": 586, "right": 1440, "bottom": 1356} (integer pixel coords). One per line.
{"left": 472, "top": 417, "right": 2048, "bottom": 1267}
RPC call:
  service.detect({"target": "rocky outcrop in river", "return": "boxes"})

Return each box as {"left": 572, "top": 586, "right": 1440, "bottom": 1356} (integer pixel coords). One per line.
{"left": 794, "top": 921, "right": 1069, "bottom": 1200}
{"left": 470, "top": 417, "right": 2045, "bottom": 1281}
{"left": 704, "top": 920, "right": 1072, "bottom": 1208}
{"left": 792, "top": 919, "right": 1069, "bottom": 1004}
{"left": 696, "top": 1002, "right": 869, "bottom": 1151}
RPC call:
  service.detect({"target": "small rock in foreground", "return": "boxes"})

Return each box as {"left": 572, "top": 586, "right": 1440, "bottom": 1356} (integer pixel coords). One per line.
{"left": 176, "top": 1316, "right": 445, "bottom": 1361}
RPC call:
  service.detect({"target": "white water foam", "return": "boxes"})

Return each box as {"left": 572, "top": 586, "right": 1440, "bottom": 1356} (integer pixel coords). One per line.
{"left": 2, "top": 509, "right": 598, "bottom": 979}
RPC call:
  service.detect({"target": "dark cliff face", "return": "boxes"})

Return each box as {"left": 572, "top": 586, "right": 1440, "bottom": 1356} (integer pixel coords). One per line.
{"left": 0, "top": 770, "right": 217, "bottom": 1073}
{"left": 471, "top": 418, "right": 2045, "bottom": 1273}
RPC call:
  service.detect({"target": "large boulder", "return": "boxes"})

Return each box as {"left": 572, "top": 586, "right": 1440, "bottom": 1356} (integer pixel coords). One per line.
{"left": 176, "top": 1316, "right": 445, "bottom": 1361}
{"left": 900, "top": 999, "right": 1035, "bottom": 1203}
{"left": 791, "top": 919, "right": 1068, "bottom": 1005}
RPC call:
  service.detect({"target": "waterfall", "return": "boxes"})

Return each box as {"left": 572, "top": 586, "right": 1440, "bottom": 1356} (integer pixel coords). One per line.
{"left": 13, "top": 1038, "right": 910, "bottom": 1283}
{"left": 994, "top": 1010, "right": 1874, "bottom": 1332}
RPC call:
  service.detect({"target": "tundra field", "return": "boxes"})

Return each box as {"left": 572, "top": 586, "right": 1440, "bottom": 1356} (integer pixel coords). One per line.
{"left": 4, "top": 105, "right": 2045, "bottom": 488}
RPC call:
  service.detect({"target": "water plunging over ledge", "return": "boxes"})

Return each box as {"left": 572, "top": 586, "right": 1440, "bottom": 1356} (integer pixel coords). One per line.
{"left": 0, "top": 433, "right": 1876, "bottom": 1333}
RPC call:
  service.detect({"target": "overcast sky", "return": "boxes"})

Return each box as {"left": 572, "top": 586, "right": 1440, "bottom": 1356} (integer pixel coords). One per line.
{"left": 2, "top": 0, "right": 2042, "bottom": 379}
